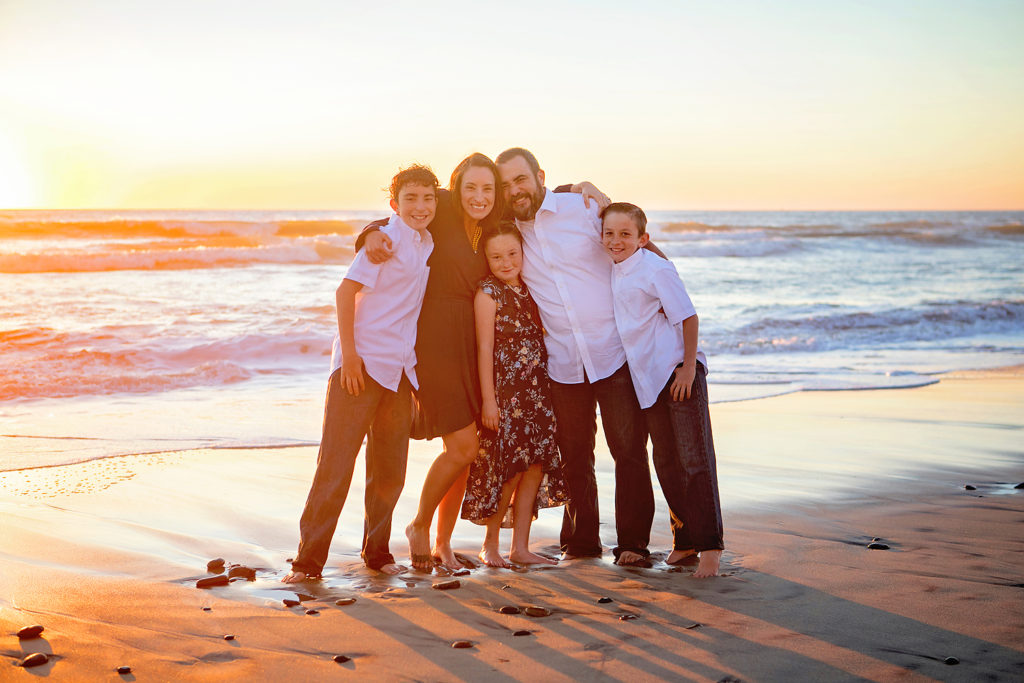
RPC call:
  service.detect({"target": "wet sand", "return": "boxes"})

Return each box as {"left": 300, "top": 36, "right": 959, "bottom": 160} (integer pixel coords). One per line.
{"left": 2, "top": 368, "right": 1022, "bottom": 680}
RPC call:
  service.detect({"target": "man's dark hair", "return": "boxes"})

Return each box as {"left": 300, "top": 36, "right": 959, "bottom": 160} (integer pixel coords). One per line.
{"left": 600, "top": 202, "right": 648, "bottom": 236}
{"left": 495, "top": 147, "right": 541, "bottom": 175}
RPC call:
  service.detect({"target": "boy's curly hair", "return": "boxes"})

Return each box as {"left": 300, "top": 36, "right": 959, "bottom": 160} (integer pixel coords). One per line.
{"left": 389, "top": 164, "right": 439, "bottom": 202}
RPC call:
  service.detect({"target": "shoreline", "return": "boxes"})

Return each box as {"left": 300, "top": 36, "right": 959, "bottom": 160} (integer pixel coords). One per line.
{"left": 2, "top": 368, "right": 1022, "bottom": 680}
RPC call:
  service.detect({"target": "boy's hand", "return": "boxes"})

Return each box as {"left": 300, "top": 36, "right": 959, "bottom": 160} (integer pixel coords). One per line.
{"left": 481, "top": 398, "right": 500, "bottom": 432}
{"left": 572, "top": 181, "right": 610, "bottom": 210}
{"left": 671, "top": 362, "right": 696, "bottom": 401}
{"left": 341, "top": 355, "right": 366, "bottom": 396}
{"left": 365, "top": 231, "right": 394, "bottom": 264}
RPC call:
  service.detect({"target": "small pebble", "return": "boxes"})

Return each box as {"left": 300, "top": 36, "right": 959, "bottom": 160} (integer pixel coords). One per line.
{"left": 223, "top": 634, "right": 236, "bottom": 641}
{"left": 597, "top": 597, "right": 613, "bottom": 604}
{"left": 207, "top": 558, "right": 225, "bottom": 573}
{"left": 513, "top": 630, "right": 531, "bottom": 636}
{"left": 228, "top": 566, "right": 256, "bottom": 581}
{"left": 335, "top": 598, "right": 357, "bottom": 606}
{"left": 432, "top": 580, "right": 461, "bottom": 591}
{"left": 964, "top": 484, "right": 977, "bottom": 491}
{"left": 333, "top": 655, "right": 351, "bottom": 663}
{"left": 305, "top": 609, "right": 319, "bottom": 615}
{"left": 451, "top": 640, "right": 473, "bottom": 649}
{"left": 685, "top": 622, "right": 702, "bottom": 630}
{"left": 523, "top": 606, "right": 551, "bottom": 618}
{"left": 501, "top": 584, "right": 512, "bottom": 590}
{"left": 286, "top": 558, "right": 294, "bottom": 563}
{"left": 283, "top": 598, "right": 301, "bottom": 607}
{"left": 196, "top": 575, "right": 230, "bottom": 589}
{"left": 944, "top": 657, "right": 960, "bottom": 666}
{"left": 202, "top": 607, "right": 212, "bottom": 612}
{"left": 619, "top": 614, "right": 638, "bottom": 621}
{"left": 19, "top": 653, "right": 48, "bottom": 668}
{"left": 867, "top": 542, "right": 890, "bottom": 550}
{"left": 17, "top": 624, "right": 44, "bottom": 639}
{"left": 116, "top": 666, "right": 132, "bottom": 674}
{"left": 453, "top": 569, "right": 470, "bottom": 576}
{"left": 498, "top": 605, "right": 521, "bottom": 615}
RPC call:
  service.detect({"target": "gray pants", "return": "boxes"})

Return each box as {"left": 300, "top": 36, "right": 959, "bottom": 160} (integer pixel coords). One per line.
{"left": 291, "top": 370, "right": 412, "bottom": 575}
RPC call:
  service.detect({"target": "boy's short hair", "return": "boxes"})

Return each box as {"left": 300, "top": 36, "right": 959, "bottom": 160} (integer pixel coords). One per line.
{"left": 600, "top": 202, "right": 648, "bottom": 236}
{"left": 389, "top": 164, "right": 439, "bottom": 202}
{"left": 495, "top": 147, "right": 541, "bottom": 175}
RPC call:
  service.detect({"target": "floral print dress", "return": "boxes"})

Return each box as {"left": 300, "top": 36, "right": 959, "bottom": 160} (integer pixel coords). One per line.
{"left": 461, "top": 276, "right": 568, "bottom": 526}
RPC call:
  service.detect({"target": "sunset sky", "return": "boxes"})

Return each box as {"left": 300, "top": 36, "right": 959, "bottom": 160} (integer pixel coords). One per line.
{"left": 1, "top": 0, "right": 1022, "bottom": 211}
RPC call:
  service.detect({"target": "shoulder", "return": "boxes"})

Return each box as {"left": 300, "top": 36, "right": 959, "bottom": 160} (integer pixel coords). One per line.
{"left": 479, "top": 275, "right": 502, "bottom": 296}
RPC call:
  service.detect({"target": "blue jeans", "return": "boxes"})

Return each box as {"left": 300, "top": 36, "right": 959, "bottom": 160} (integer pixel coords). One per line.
{"left": 291, "top": 370, "right": 412, "bottom": 575}
{"left": 644, "top": 363, "right": 724, "bottom": 552}
{"left": 549, "top": 363, "right": 653, "bottom": 557}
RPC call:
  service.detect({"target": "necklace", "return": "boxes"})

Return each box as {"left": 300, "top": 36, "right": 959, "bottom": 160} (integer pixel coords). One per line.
{"left": 470, "top": 224, "right": 482, "bottom": 253}
{"left": 507, "top": 281, "right": 528, "bottom": 297}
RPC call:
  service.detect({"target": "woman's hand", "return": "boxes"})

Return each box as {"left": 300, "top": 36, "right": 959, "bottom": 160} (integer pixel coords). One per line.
{"left": 670, "top": 362, "right": 696, "bottom": 401}
{"left": 342, "top": 354, "right": 366, "bottom": 396}
{"left": 481, "top": 398, "right": 500, "bottom": 432}
{"left": 364, "top": 231, "right": 394, "bottom": 264}
{"left": 572, "top": 181, "right": 611, "bottom": 210}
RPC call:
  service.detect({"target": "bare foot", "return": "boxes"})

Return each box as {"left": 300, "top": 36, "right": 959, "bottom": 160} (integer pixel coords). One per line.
{"left": 666, "top": 549, "right": 699, "bottom": 566}
{"left": 282, "top": 570, "right": 307, "bottom": 583}
{"left": 406, "top": 523, "right": 433, "bottom": 571}
{"left": 510, "top": 549, "right": 558, "bottom": 565}
{"left": 479, "top": 545, "right": 511, "bottom": 568}
{"left": 561, "top": 552, "right": 579, "bottom": 561}
{"left": 432, "top": 541, "right": 463, "bottom": 571}
{"left": 693, "top": 550, "right": 722, "bottom": 578}
{"left": 377, "top": 563, "right": 407, "bottom": 576}
{"left": 615, "top": 550, "right": 650, "bottom": 567}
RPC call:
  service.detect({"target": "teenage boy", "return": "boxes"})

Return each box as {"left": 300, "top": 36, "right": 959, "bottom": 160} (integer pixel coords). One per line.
{"left": 283, "top": 165, "right": 437, "bottom": 582}
{"left": 495, "top": 148, "right": 654, "bottom": 565}
{"left": 601, "top": 201, "right": 724, "bottom": 577}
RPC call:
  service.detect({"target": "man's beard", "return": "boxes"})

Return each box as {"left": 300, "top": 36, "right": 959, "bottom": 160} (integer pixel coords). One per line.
{"left": 509, "top": 187, "right": 543, "bottom": 221}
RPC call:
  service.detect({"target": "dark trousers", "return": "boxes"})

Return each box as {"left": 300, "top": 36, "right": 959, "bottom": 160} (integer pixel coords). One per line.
{"left": 645, "top": 363, "right": 724, "bottom": 552}
{"left": 291, "top": 370, "right": 412, "bottom": 575}
{"left": 549, "top": 363, "right": 653, "bottom": 557}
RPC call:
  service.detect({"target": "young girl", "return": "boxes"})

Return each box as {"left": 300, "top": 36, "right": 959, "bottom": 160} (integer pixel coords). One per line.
{"left": 461, "top": 223, "right": 569, "bottom": 567}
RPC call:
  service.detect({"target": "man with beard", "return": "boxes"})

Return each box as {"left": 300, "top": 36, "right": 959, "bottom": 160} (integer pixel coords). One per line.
{"left": 495, "top": 147, "right": 654, "bottom": 565}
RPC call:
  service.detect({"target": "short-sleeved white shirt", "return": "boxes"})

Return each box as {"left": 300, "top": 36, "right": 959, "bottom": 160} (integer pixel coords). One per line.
{"left": 329, "top": 214, "right": 433, "bottom": 391}
{"left": 610, "top": 248, "right": 707, "bottom": 409}
{"left": 516, "top": 189, "right": 626, "bottom": 384}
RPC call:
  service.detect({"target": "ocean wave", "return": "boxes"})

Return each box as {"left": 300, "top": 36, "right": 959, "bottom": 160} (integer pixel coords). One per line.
{"left": 0, "top": 217, "right": 356, "bottom": 240}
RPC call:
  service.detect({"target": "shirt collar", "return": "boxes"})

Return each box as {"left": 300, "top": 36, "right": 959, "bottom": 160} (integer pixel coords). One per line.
{"left": 537, "top": 187, "right": 557, "bottom": 215}
{"left": 612, "top": 246, "right": 645, "bottom": 275}
{"left": 389, "top": 213, "right": 430, "bottom": 244}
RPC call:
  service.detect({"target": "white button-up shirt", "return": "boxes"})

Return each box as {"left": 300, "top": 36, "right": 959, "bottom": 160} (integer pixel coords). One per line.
{"left": 610, "top": 248, "right": 707, "bottom": 409}
{"left": 517, "top": 189, "right": 626, "bottom": 384}
{"left": 330, "top": 214, "right": 433, "bottom": 391}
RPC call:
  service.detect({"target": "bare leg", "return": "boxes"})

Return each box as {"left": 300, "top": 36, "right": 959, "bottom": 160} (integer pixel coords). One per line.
{"left": 509, "top": 465, "right": 558, "bottom": 565}
{"left": 480, "top": 473, "right": 520, "bottom": 568}
{"left": 406, "top": 423, "right": 478, "bottom": 570}
{"left": 694, "top": 550, "right": 722, "bottom": 578}
{"left": 433, "top": 465, "right": 470, "bottom": 570}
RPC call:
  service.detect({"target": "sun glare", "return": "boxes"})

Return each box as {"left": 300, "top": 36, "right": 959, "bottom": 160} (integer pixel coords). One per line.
{"left": 0, "top": 133, "right": 37, "bottom": 209}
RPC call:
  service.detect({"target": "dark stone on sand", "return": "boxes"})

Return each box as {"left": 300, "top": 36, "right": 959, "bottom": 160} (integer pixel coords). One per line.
{"left": 502, "top": 584, "right": 512, "bottom": 590}
{"left": 453, "top": 569, "right": 470, "bottom": 576}
{"left": 498, "top": 605, "right": 521, "bottom": 615}
{"left": 305, "top": 609, "right": 319, "bottom": 615}
{"left": 1014, "top": 482, "right": 1024, "bottom": 489}
{"left": 202, "top": 607, "right": 212, "bottom": 611}
{"left": 513, "top": 630, "right": 531, "bottom": 636}
{"left": 944, "top": 657, "right": 960, "bottom": 665}
{"left": 286, "top": 558, "right": 294, "bottom": 563}
{"left": 228, "top": 566, "right": 256, "bottom": 581}
{"left": 333, "top": 655, "right": 351, "bottom": 663}
{"left": 116, "top": 666, "right": 132, "bottom": 674}
{"left": 17, "top": 624, "right": 44, "bottom": 639}
{"left": 619, "top": 614, "right": 638, "bottom": 621}
{"left": 19, "top": 653, "right": 48, "bottom": 668}
{"left": 283, "top": 598, "right": 301, "bottom": 607}
{"left": 207, "top": 558, "right": 225, "bottom": 573}
{"left": 685, "top": 622, "right": 702, "bottom": 630}
{"left": 523, "top": 606, "right": 550, "bottom": 618}
{"left": 597, "top": 597, "right": 613, "bottom": 604}
{"left": 196, "top": 575, "right": 230, "bottom": 589}
{"left": 867, "top": 542, "right": 890, "bottom": 550}
{"left": 335, "top": 598, "right": 356, "bottom": 606}
{"left": 432, "top": 580, "right": 461, "bottom": 590}
{"left": 964, "top": 484, "right": 977, "bottom": 491}
{"left": 451, "top": 640, "right": 473, "bottom": 649}
{"left": 223, "top": 634, "right": 235, "bottom": 641}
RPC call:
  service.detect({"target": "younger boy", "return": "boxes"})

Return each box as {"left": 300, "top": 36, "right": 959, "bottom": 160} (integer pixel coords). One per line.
{"left": 601, "top": 202, "right": 724, "bottom": 577}
{"left": 284, "top": 165, "right": 437, "bottom": 581}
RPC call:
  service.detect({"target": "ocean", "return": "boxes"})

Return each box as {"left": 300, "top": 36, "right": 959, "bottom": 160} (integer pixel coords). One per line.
{"left": 2, "top": 208, "right": 1022, "bottom": 472}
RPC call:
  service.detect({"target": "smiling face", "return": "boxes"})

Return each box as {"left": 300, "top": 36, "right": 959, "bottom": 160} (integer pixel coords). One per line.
{"left": 602, "top": 211, "right": 649, "bottom": 263}
{"left": 389, "top": 182, "right": 437, "bottom": 232}
{"left": 459, "top": 165, "right": 496, "bottom": 222}
{"left": 497, "top": 155, "right": 545, "bottom": 221}
{"left": 484, "top": 233, "right": 524, "bottom": 284}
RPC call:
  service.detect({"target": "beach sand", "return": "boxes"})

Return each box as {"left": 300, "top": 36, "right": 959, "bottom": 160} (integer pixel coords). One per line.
{"left": 2, "top": 369, "right": 1022, "bottom": 681}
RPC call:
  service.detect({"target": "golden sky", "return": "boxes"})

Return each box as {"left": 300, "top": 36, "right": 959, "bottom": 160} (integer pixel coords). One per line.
{"left": 1, "top": 0, "right": 1022, "bottom": 210}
